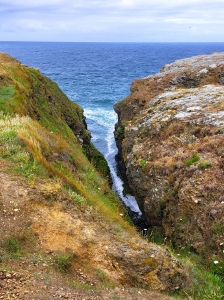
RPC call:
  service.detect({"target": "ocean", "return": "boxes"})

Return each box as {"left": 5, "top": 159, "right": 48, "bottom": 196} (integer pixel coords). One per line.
{"left": 1, "top": 42, "right": 224, "bottom": 214}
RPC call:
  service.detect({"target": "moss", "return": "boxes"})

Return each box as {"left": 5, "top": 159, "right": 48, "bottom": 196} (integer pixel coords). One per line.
{"left": 114, "top": 124, "right": 125, "bottom": 139}
{"left": 139, "top": 159, "right": 146, "bottom": 167}
{"left": 198, "top": 161, "right": 211, "bottom": 169}
{"left": 185, "top": 153, "right": 200, "bottom": 166}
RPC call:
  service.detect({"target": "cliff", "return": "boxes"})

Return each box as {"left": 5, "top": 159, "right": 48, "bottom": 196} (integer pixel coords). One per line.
{"left": 0, "top": 53, "right": 188, "bottom": 299}
{"left": 114, "top": 52, "right": 224, "bottom": 263}
{"left": 0, "top": 52, "right": 108, "bottom": 177}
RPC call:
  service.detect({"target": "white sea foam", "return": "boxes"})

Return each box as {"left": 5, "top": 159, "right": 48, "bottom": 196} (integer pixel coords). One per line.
{"left": 107, "top": 156, "right": 142, "bottom": 214}
{"left": 85, "top": 108, "right": 141, "bottom": 214}
{"left": 105, "top": 128, "right": 141, "bottom": 214}
{"left": 84, "top": 108, "right": 117, "bottom": 129}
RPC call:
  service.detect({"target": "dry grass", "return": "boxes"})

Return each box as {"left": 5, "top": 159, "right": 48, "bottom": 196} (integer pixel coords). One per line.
{"left": 0, "top": 114, "right": 135, "bottom": 234}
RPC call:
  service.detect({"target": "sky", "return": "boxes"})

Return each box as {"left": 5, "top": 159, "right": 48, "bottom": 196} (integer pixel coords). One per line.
{"left": 0, "top": 0, "right": 224, "bottom": 42}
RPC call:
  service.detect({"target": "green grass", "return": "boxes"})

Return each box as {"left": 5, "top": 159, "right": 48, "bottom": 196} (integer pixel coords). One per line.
{"left": 96, "top": 268, "right": 108, "bottom": 282}
{"left": 166, "top": 247, "right": 224, "bottom": 299}
{"left": 0, "top": 231, "right": 36, "bottom": 260}
{"left": 67, "top": 188, "right": 87, "bottom": 206}
{"left": 54, "top": 253, "right": 74, "bottom": 272}
{"left": 0, "top": 114, "right": 134, "bottom": 236}
{"left": 212, "top": 221, "right": 223, "bottom": 234}
{"left": 0, "top": 86, "right": 15, "bottom": 101}
{"left": 72, "top": 273, "right": 115, "bottom": 291}
{"left": 148, "top": 227, "right": 165, "bottom": 244}
{"left": 1, "top": 236, "right": 22, "bottom": 258}
{"left": 14, "top": 159, "right": 45, "bottom": 181}
{"left": 182, "top": 265, "right": 224, "bottom": 299}
{"left": 0, "top": 84, "right": 26, "bottom": 115}
{"left": 210, "top": 261, "right": 224, "bottom": 281}
{"left": 0, "top": 115, "right": 47, "bottom": 182}
{"left": 0, "top": 60, "right": 112, "bottom": 176}
{"left": 0, "top": 128, "right": 17, "bottom": 143}
{"left": 72, "top": 280, "right": 93, "bottom": 290}
{"left": 95, "top": 268, "right": 116, "bottom": 289}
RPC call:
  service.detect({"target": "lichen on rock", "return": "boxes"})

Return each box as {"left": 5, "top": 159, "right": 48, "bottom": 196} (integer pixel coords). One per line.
{"left": 114, "top": 52, "right": 224, "bottom": 259}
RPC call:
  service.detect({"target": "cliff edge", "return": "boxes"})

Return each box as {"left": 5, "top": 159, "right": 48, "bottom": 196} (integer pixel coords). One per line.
{"left": 114, "top": 52, "right": 224, "bottom": 261}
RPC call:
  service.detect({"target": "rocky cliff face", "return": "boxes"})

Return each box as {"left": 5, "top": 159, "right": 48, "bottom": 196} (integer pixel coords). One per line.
{"left": 114, "top": 52, "right": 224, "bottom": 259}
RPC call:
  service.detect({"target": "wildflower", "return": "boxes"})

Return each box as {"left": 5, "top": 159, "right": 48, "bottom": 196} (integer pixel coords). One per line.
{"left": 214, "top": 260, "right": 219, "bottom": 264}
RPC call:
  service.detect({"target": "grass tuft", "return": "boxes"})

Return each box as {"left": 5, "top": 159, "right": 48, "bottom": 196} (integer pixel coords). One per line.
{"left": 54, "top": 253, "right": 74, "bottom": 272}
{"left": 1, "top": 236, "right": 22, "bottom": 258}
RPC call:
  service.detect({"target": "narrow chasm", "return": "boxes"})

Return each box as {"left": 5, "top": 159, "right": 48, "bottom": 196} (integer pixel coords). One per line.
{"left": 113, "top": 120, "right": 149, "bottom": 232}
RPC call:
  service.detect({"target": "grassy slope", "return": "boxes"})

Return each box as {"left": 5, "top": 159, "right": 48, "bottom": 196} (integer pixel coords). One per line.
{"left": 0, "top": 52, "right": 134, "bottom": 243}
{"left": 0, "top": 53, "right": 109, "bottom": 177}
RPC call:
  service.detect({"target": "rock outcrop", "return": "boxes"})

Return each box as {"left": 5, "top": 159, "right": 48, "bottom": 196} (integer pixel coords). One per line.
{"left": 114, "top": 52, "right": 224, "bottom": 259}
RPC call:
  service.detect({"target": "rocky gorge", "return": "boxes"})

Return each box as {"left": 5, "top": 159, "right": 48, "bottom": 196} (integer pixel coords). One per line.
{"left": 114, "top": 52, "right": 224, "bottom": 261}
{"left": 0, "top": 52, "right": 189, "bottom": 299}
{"left": 0, "top": 51, "right": 223, "bottom": 299}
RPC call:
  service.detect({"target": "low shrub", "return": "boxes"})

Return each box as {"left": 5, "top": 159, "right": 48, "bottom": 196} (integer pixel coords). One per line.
{"left": 185, "top": 153, "right": 200, "bottom": 167}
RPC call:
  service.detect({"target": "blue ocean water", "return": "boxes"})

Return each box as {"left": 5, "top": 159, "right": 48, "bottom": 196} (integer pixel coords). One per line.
{"left": 1, "top": 42, "right": 224, "bottom": 212}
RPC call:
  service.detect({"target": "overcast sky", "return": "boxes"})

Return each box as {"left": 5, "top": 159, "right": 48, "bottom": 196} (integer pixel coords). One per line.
{"left": 0, "top": 0, "right": 224, "bottom": 42}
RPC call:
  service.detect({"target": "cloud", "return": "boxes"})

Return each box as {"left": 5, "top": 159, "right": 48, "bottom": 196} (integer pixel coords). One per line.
{"left": 0, "top": 0, "right": 224, "bottom": 41}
